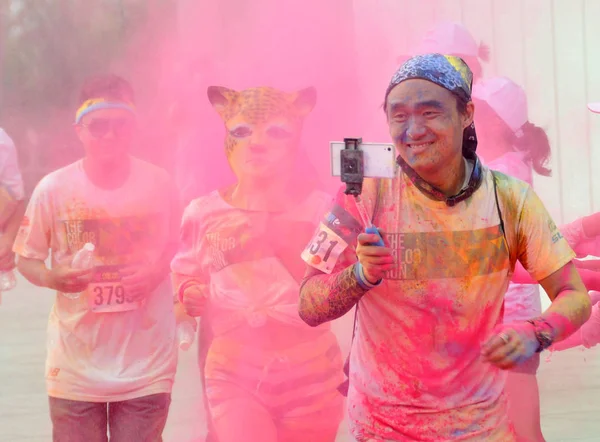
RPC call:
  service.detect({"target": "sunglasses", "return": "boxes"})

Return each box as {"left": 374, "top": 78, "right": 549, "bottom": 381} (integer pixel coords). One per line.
{"left": 79, "top": 118, "right": 136, "bottom": 139}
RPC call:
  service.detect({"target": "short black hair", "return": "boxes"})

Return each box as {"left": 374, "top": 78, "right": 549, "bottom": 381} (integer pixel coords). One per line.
{"left": 78, "top": 74, "right": 135, "bottom": 107}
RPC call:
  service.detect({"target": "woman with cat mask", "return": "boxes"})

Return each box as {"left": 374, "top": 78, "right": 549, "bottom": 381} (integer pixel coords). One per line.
{"left": 171, "top": 85, "right": 344, "bottom": 442}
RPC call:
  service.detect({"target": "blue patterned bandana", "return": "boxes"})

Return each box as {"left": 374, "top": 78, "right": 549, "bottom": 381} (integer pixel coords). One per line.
{"left": 385, "top": 53, "right": 477, "bottom": 154}
{"left": 385, "top": 54, "right": 473, "bottom": 103}
{"left": 386, "top": 53, "right": 473, "bottom": 103}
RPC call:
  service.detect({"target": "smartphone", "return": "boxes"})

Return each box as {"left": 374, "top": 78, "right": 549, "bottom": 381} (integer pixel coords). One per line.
{"left": 330, "top": 141, "right": 397, "bottom": 179}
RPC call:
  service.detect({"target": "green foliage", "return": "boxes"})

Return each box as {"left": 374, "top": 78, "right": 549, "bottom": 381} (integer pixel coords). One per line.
{"left": 0, "top": 0, "right": 178, "bottom": 191}
{"left": 2, "top": 0, "right": 169, "bottom": 109}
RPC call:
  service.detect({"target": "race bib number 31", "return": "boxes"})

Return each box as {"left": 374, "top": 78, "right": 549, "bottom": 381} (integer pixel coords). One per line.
{"left": 301, "top": 223, "right": 349, "bottom": 274}
{"left": 87, "top": 266, "right": 144, "bottom": 313}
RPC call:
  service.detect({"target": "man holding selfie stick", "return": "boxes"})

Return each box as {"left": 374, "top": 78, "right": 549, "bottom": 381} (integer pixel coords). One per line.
{"left": 298, "top": 54, "right": 591, "bottom": 441}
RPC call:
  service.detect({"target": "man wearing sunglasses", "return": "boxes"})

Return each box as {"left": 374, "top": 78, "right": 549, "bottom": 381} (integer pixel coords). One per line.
{"left": 298, "top": 54, "right": 591, "bottom": 441}
{"left": 13, "top": 74, "right": 180, "bottom": 442}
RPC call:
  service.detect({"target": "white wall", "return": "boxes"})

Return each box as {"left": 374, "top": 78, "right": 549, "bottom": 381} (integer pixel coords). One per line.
{"left": 353, "top": 0, "right": 600, "bottom": 225}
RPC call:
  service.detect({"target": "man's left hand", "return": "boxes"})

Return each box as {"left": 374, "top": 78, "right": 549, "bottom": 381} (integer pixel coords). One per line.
{"left": 481, "top": 322, "right": 540, "bottom": 370}
{"left": 121, "top": 264, "right": 164, "bottom": 301}
{"left": 0, "top": 237, "right": 16, "bottom": 271}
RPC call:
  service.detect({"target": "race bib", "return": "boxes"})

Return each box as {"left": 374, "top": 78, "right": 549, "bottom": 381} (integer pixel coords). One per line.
{"left": 87, "top": 266, "right": 144, "bottom": 313}
{"left": 301, "top": 223, "right": 349, "bottom": 274}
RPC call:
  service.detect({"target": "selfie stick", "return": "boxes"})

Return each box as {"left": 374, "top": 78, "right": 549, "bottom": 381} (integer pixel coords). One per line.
{"left": 341, "top": 138, "right": 364, "bottom": 197}
{"left": 341, "top": 138, "right": 385, "bottom": 246}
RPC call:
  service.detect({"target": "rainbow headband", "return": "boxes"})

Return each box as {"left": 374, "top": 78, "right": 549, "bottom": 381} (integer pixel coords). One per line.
{"left": 75, "top": 98, "right": 136, "bottom": 124}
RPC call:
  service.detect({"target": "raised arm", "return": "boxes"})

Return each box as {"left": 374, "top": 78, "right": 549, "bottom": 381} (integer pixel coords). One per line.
{"left": 299, "top": 227, "right": 393, "bottom": 327}
{"left": 299, "top": 255, "right": 366, "bottom": 327}
{"left": 551, "top": 297, "right": 600, "bottom": 351}
{"left": 573, "top": 259, "right": 600, "bottom": 271}
{"left": 581, "top": 212, "right": 600, "bottom": 238}
{"left": 561, "top": 214, "right": 600, "bottom": 257}
{"left": 511, "top": 260, "right": 600, "bottom": 291}
{"left": 298, "top": 185, "right": 390, "bottom": 327}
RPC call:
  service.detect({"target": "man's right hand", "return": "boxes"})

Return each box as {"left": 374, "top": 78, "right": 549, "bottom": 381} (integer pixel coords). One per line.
{"left": 42, "top": 265, "right": 94, "bottom": 293}
{"left": 356, "top": 232, "right": 394, "bottom": 283}
{"left": 182, "top": 284, "right": 209, "bottom": 317}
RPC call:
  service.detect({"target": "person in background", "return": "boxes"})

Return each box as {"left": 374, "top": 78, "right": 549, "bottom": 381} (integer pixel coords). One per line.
{"left": 0, "top": 128, "right": 26, "bottom": 276}
{"left": 13, "top": 74, "right": 179, "bottom": 442}
{"left": 473, "top": 78, "right": 600, "bottom": 263}
{"left": 551, "top": 286, "right": 600, "bottom": 351}
{"left": 473, "top": 76, "right": 600, "bottom": 442}
{"left": 171, "top": 85, "right": 344, "bottom": 442}
{"left": 399, "top": 21, "right": 490, "bottom": 83}
{"left": 565, "top": 103, "right": 600, "bottom": 256}
{"left": 550, "top": 101, "right": 600, "bottom": 352}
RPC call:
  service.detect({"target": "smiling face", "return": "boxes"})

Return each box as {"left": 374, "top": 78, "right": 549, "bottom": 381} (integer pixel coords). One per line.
{"left": 207, "top": 86, "right": 317, "bottom": 180}
{"left": 386, "top": 79, "right": 474, "bottom": 176}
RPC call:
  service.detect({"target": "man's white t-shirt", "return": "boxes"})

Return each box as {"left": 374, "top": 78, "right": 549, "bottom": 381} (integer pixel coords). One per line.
{"left": 13, "top": 157, "right": 178, "bottom": 402}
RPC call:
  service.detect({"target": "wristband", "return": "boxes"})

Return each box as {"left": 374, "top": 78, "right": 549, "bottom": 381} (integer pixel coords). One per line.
{"left": 526, "top": 317, "right": 556, "bottom": 352}
{"left": 354, "top": 263, "right": 382, "bottom": 290}
{"left": 177, "top": 279, "right": 203, "bottom": 304}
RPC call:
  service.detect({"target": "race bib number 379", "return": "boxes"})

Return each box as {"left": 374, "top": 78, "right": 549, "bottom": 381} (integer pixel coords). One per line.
{"left": 87, "top": 266, "right": 144, "bottom": 313}
{"left": 301, "top": 223, "right": 349, "bottom": 274}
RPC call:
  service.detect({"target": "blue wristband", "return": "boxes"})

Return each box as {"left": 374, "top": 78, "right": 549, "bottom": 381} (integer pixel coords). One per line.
{"left": 354, "top": 263, "right": 382, "bottom": 290}
{"left": 365, "top": 226, "right": 385, "bottom": 246}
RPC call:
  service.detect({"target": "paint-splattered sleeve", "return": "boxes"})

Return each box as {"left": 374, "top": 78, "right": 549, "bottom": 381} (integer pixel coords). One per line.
{"left": 560, "top": 217, "right": 587, "bottom": 250}
{"left": 560, "top": 217, "right": 600, "bottom": 258}
{"left": 551, "top": 301, "right": 600, "bottom": 350}
{"left": 516, "top": 185, "right": 576, "bottom": 282}
{"left": 298, "top": 186, "right": 369, "bottom": 327}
